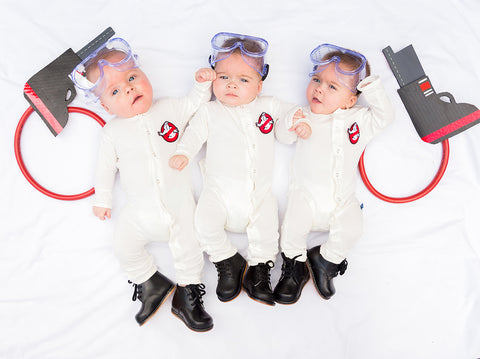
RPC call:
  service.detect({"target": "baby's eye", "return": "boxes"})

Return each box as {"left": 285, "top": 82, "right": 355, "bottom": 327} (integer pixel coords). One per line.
{"left": 240, "top": 78, "right": 248, "bottom": 83}
{"left": 313, "top": 78, "right": 320, "bottom": 83}
{"left": 112, "top": 89, "right": 119, "bottom": 96}
{"left": 329, "top": 84, "right": 337, "bottom": 90}
{"left": 219, "top": 75, "right": 228, "bottom": 80}
{"left": 129, "top": 75, "right": 135, "bottom": 82}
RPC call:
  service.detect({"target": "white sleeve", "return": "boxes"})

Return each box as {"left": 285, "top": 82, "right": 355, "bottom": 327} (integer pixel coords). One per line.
{"left": 183, "top": 78, "right": 212, "bottom": 117}
{"left": 272, "top": 98, "right": 304, "bottom": 144}
{"left": 174, "top": 104, "right": 209, "bottom": 160}
{"left": 93, "top": 130, "right": 117, "bottom": 209}
{"left": 357, "top": 75, "right": 395, "bottom": 135}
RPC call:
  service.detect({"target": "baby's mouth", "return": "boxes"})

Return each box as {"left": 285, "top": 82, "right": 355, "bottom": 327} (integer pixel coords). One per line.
{"left": 132, "top": 95, "right": 142, "bottom": 104}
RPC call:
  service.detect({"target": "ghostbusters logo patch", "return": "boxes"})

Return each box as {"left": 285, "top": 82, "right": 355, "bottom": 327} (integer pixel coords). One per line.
{"left": 158, "top": 121, "right": 179, "bottom": 143}
{"left": 256, "top": 112, "right": 274, "bottom": 134}
{"left": 348, "top": 122, "right": 360, "bottom": 144}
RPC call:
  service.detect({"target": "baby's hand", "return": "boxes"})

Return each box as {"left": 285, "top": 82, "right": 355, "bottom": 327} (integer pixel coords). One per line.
{"left": 288, "top": 109, "right": 311, "bottom": 139}
{"left": 195, "top": 68, "right": 216, "bottom": 83}
{"left": 93, "top": 206, "right": 111, "bottom": 220}
{"left": 292, "top": 108, "right": 305, "bottom": 121}
{"left": 169, "top": 155, "right": 189, "bottom": 171}
{"left": 291, "top": 122, "right": 312, "bottom": 139}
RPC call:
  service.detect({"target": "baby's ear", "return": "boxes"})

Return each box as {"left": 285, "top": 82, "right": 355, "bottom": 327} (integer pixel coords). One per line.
{"left": 257, "top": 80, "right": 263, "bottom": 94}
{"left": 100, "top": 102, "right": 113, "bottom": 115}
{"left": 348, "top": 94, "right": 358, "bottom": 108}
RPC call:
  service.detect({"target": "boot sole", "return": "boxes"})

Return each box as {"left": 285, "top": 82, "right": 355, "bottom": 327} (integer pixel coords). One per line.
{"left": 274, "top": 276, "right": 310, "bottom": 305}
{"left": 306, "top": 260, "right": 331, "bottom": 300}
{"left": 244, "top": 291, "right": 276, "bottom": 306}
{"left": 171, "top": 308, "right": 214, "bottom": 332}
{"left": 138, "top": 285, "right": 176, "bottom": 326}
{"left": 217, "top": 261, "right": 248, "bottom": 302}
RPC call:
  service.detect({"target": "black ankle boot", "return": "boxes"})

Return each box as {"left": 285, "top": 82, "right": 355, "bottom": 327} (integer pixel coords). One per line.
{"left": 129, "top": 271, "right": 175, "bottom": 326}
{"left": 213, "top": 252, "right": 247, "bottom": 302}
{"left": 171, "top": 284, "right": 213, "bottom": 332}
{"left": 273, "top": 253, "right": 310, "bottom": 304}
{"left": 306, "top": 245, "right": 347, "bottom": 300}
{"left": 243, "top": 261, "right": 275, "bottom": 306}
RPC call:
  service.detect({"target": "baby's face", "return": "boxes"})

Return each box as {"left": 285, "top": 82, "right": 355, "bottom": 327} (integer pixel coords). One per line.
{"left": 92, "top": 53, "right": 153, "bottom": 118}
{"left": 306, "top": 63, "right": 357, "bottom": 115}
{"left": 212, "top": 53, "right": 263, "bottom": 107}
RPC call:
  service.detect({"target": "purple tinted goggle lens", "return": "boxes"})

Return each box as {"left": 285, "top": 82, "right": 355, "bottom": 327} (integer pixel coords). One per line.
{"left": 71, "top": 37, "right": 139, "bottom": 101}
{"left": 309, "top": 44, "right": 367, "bottom": 92}
{"left": 209, "top": 32, "right": 269, "bottom": 78}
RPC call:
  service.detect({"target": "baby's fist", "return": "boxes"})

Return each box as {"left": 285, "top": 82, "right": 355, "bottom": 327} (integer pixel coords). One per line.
{"left": 195, "top": 68, "right": 216, "bottom": 83}
{"left": 169, "top": 155, "right": 189, "bottom": 171}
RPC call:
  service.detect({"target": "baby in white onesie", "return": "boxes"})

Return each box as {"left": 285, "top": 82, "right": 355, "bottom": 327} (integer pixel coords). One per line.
{"left": 74, "top": 37, "right": 215, "bottom": 331}
{"left": 170, "top": 32, "right": 303, "bottom": 306}
{"left": 274, "top": 44, "right": 394, "bottom": 303}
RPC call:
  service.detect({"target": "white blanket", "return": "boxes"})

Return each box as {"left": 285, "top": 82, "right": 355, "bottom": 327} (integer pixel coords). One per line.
{"left": 2, "top": 1, "right": 480, "bottom": 358}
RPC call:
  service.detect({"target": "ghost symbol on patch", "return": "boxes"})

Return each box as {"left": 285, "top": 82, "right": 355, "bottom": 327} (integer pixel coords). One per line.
{"left": 347, "top": 122, "right": 360, "bottom": 144}
{"left": 256, "top": 112, "right": 274, "bottom": 134}
{"left": 158, "top": 121, "right": 179, "bottom": 142}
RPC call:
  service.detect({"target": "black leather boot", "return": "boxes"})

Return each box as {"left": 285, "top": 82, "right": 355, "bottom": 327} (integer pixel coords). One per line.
{"left": 171, "top": 284, "right": 213, "bottom": 332}
{"left": 243, "top": 261, "right": 275, "bottom": 306}
{"left": 213, "top": 252, "right": 247, "bottom": 302}
{"left": 307, "top": 245, "right": 347, "bottom": 300}
{"left": 273, "top": 253, "right": 310, "bottom": 304}
{"left": 129, "top": 271, "right": 175, "bottom": 326}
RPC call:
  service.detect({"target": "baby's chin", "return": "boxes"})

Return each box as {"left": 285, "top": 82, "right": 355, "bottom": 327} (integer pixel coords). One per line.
{"left": 217, "top": 95, "right": 256, "bottom": 107}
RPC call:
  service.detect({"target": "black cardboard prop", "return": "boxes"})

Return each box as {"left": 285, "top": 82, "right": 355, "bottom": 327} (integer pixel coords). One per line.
{"left": 23, "top": 27, "right": 115, "bottom": 136}
{"left": 383, "top": 45, "right": 480, "bottom": 144}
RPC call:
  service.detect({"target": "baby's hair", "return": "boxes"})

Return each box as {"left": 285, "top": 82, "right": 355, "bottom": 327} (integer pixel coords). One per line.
{"left": 322, "top": 50, "right": 370, "bottom": 95}
{"left": 219, "top": 37, "right": 265, "bottom": 77}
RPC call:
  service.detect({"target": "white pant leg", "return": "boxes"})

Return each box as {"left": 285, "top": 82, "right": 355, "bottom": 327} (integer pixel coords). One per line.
{"left": 321, "top": 198, "right": 364, "bottom": 264}
{"left": 280, "top": 189, "right": 314, "bottom": 262}
{"left": 246, "top": 192, "right": 279, "bottom": 265}
{"left": 114, "top": 204, "right": 166, "bottom": 284}
{"left": 195, "top": 187, "right": 237, "bottom": 263}
{"left": 168, "top": 199, "right": 204, "bottom": 285}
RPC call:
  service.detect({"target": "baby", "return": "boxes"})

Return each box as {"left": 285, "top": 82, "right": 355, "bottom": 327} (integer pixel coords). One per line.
{"left": 274, "top": 44, "right": 394, "bottom": 303}
{"left": 170, "top": 32, "right": 303, "bottom": 306}
{"left": 72, "top": 37, "right": 215, "bottom": 331}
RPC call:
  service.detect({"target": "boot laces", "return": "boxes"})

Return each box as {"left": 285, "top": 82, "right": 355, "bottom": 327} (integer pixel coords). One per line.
{"left": 255, "top": 261, "right": 274, "bottom": 283}
{"left": 338, "top": 259, "right": 348, "bottom": 276}
{"left": 281, "top": 254, "right": 302, "bottom": 278}
{"left": 187, "top": 283, "right": 206, "bottom": 306}
{"left": 128, "top": 280, "right": 142, "bottom": 301}
{"left": 214, "top": 260, "right": 233, "bottom": 278}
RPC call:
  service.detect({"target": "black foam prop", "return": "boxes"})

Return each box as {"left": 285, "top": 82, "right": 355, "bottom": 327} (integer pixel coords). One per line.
{"left": 23, "top": 27, "right": 114, "bottom": 136}
{"left": 383, "top": 45, "right": 480, "bottom": 143}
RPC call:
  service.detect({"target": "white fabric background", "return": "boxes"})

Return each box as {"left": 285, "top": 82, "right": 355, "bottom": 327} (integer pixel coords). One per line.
{"left": 1, "top": 0, "right": 480, "bottom": 358}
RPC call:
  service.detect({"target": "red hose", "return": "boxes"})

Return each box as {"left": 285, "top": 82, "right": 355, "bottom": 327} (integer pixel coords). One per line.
{"left": 14, "top": 106, "right": 105, "bottom": 201}
{"left": 358, "top": 140, "right": 449, "bottom": 203}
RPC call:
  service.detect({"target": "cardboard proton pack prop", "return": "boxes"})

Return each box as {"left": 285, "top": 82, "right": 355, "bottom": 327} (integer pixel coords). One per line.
{"left": 383, "top": 45, "right": 480, "bottom": 143}
{"left": 23, "top": 27, "right": 114, "bottom": 136}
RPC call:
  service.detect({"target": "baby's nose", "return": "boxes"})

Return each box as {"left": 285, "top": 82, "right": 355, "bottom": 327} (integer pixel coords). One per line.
{"left": 227, "top": 80, "right": 238, "bottom": 88}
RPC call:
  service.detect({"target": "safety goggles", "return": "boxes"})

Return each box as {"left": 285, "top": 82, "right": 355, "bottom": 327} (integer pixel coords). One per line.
{"left": 71, "top": 37, "right": 139, "bottom": 101}
{"left": 309, "top": 44, "right": 367, "bottom": 93}
{"left": 209, "top": 32, "right": 269, "bottom": 80}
